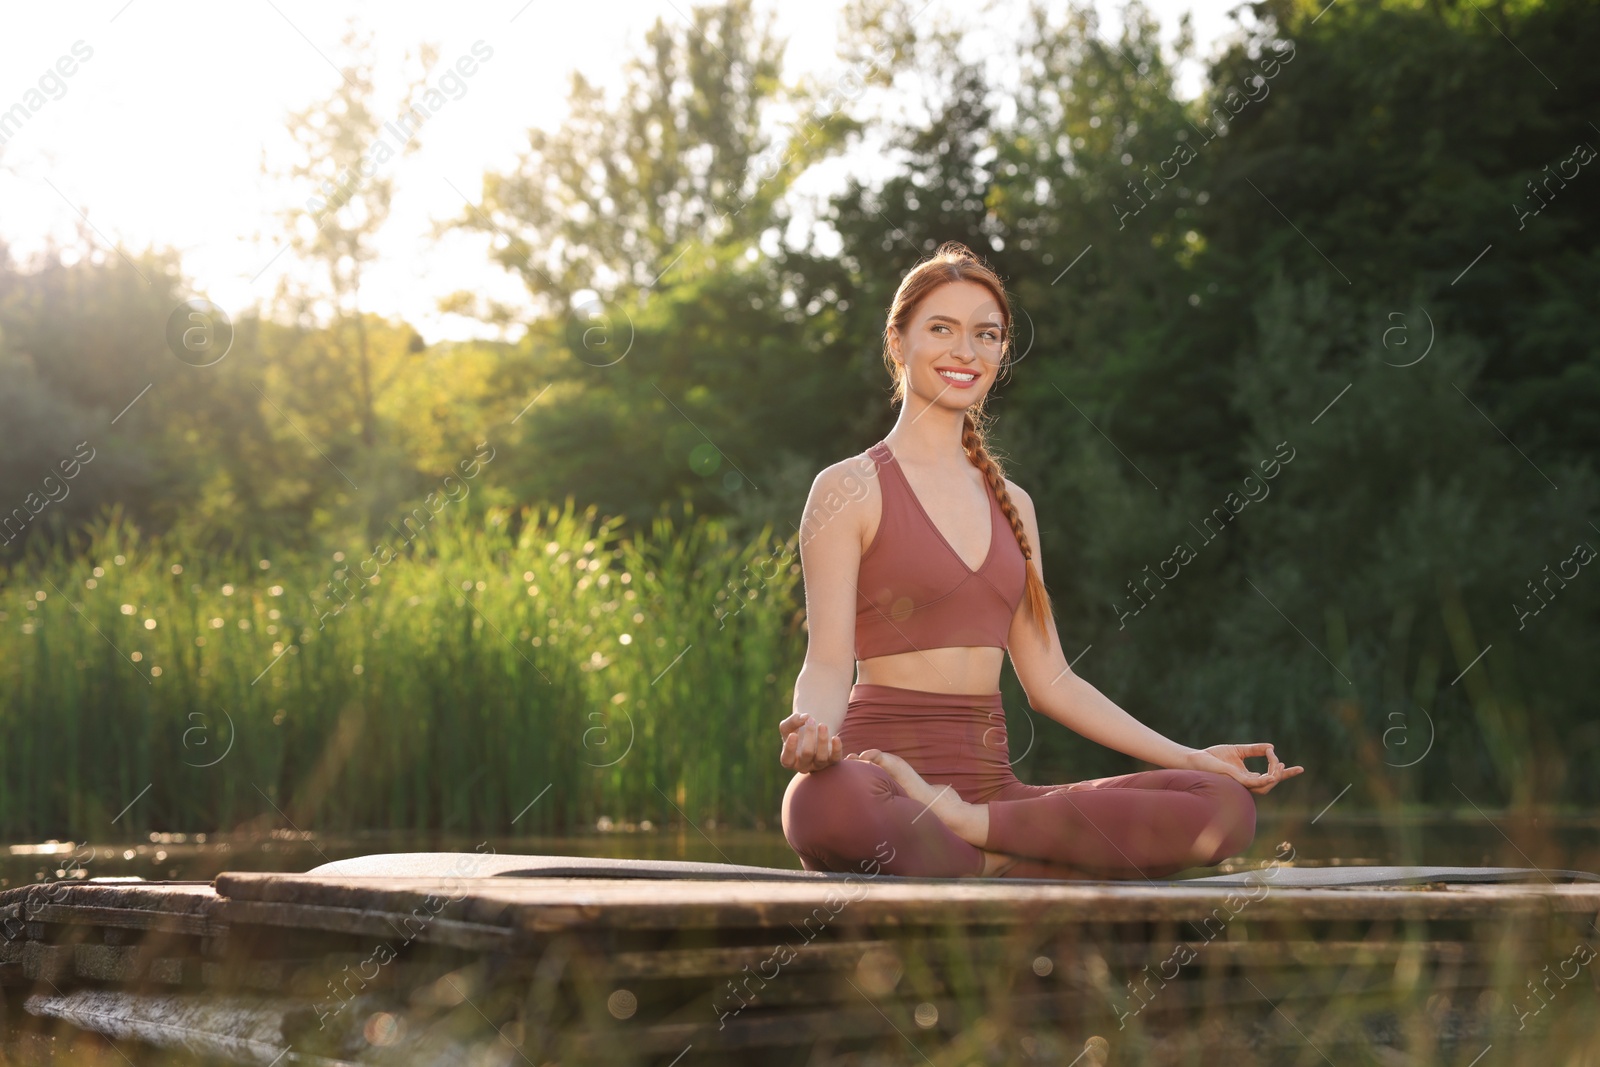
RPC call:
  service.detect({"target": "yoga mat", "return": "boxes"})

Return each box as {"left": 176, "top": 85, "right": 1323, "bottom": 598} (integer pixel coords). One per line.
{"left": 304, "top": 852, "right": 1600, "bottom": 886}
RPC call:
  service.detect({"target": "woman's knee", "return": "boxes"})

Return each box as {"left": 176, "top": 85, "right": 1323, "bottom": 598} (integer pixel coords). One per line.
{"left": 782, "top": 760, "right": 900, "bottom": 863}
{"left": 787, "top": 759, "right": 897, "bottom": 812}
{"left": 1198, "top": 772, "right": 1257, "bottom": 862}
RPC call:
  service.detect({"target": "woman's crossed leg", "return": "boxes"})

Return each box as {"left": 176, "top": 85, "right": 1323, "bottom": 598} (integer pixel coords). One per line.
{"left": 981, "top": 769, "right": 1258, "bottom": 879}
{"left": 782, "top": 758, "right": 990, "bottom": 877}
{"left": 782, "top": 752, "right": 1256, "bottom": 880}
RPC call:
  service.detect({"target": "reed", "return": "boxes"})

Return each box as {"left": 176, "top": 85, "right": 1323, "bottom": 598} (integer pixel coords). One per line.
{"left": 0, "top": 502, "right": 803, "bottom": 840}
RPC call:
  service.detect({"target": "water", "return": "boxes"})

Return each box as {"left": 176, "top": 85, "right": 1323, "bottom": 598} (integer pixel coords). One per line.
{"left": 6, "top": 810, "right": 1599, "bottom": 887}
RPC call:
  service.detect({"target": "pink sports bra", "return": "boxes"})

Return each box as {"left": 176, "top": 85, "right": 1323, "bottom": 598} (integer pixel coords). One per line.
{"left": 855, "top": 440, "right": 1028, "bottom": 660}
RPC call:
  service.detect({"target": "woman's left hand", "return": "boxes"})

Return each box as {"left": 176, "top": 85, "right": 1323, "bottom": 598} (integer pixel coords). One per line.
{"left": 1184, "top": 743, "right": 1303, "bottom": 795}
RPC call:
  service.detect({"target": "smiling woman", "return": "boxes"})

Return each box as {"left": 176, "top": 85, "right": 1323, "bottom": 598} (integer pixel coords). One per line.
{"left": 777, "top": 241, "right": 1302, "bottom": 880}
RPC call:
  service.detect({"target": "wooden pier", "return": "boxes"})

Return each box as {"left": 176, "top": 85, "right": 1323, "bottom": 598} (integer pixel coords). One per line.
{"left": 4, "top": 855, "right": 1600, "bottom": 1065}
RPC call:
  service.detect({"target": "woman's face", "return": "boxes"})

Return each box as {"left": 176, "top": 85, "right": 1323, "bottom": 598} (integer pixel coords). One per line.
{"left": 889, "top": 279, "right": 1006, "bottom": 407}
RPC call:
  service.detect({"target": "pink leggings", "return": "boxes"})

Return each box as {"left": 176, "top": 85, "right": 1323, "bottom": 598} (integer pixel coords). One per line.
{"left": 781, "top": 683, "right": 1257, "bottom": 879}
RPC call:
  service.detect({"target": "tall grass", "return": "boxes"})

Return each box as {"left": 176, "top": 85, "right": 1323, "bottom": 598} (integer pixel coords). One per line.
{"left": 0, "top": 502, "right": 803, "bottom": 839}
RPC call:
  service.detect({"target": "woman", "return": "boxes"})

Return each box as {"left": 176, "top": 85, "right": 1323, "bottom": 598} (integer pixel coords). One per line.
{"left": 779, "top": 242, "right": 1303, "bottom": 879}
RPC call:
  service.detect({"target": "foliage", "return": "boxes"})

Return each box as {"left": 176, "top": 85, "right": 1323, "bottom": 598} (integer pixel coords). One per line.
{"left": 0, "top": 505, "right": 800, "bottom": 838}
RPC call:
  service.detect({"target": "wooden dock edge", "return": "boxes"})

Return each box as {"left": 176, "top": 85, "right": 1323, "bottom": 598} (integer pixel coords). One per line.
{"left": 4, "top": 867, "right": 1599, "bottom": 1064}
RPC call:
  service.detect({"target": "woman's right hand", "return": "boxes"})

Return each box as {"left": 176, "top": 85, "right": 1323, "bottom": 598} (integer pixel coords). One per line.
{"left": 779, "top": 712, "right": 844, "bottom": 773}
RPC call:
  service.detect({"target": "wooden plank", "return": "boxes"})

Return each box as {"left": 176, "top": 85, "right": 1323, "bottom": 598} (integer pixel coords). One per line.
{"left": 68, "top": 944, "right": 196, "bottom": 985}
{"left": 73, "top": 944, "right": 146, "bottom": 982}
{"left": 18, "top": 871, "right": 1594, "bottom": 937}
{"left": 20, "top": 987, "right": 345, "bottom": 1067}
{"left": 28, "top": 902, "right": 218, "bottom": 936}
{"left": 600, "top": 962, "right": 1519, "bottom": 1057}
{"left": 2, "top": 883, "right": 216, "bottom": 914}
{"left": 209, "top": 873, "right": 1600, "bottom": 931}
{"left": 545, "top": 986, "right": 1266, "bottom": 1056}
{"left": 570, "top": 946, "right": 1505, "bottom": 1021}
{"left": 600, "top": 938, "right": 912, "bottom": 979}
{"left": 21, "top": 942, "right": 73, "bottom": 982}
{"left": 204, "top": 924, "right": 363, "bottom": 961}
{"left": 198, "top": 955, "right": 402, "bottom": 995}
{"left": 509, "top": 886, "right": 1568, "bottom": 931}
{"left": 589, "top": 934, "right": 1488, "bottom": 981}
{"left": 214, "top": 898, "right": 515, "bottom": 952}
{"left": 834, "top": 934, "right": 1494, "bottom": 977}
{"left": 146, "top": 957, "right": 189, "bottom": 985}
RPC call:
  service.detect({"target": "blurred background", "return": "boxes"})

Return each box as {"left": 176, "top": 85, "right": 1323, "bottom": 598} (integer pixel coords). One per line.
{"left": 0, "top": 0, "right": 1596, "bottom": 880}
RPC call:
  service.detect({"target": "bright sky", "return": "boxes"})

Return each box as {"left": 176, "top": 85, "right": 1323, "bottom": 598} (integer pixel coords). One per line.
{"left": 0, "top": 0, "right": 1248, "bottom": 344}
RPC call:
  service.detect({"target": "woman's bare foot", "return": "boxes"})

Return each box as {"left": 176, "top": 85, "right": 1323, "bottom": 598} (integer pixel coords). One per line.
{"left": 978, "top": 850, "right": 1021, "bottom": 877}
{"left": 851, "top": 749, "right": 989, "bottom": 849}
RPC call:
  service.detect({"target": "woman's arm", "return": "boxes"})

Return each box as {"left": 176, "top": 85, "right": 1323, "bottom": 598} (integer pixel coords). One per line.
{"left": 1003, "top": 482, "right": 1302, "bottom": 791}
{"left": 780, "top": 457, "right": 874, "bottom": 772}
{"left": 1027, "top": 670, "right": 1199, "bottom": 768}
{"left": 1001, "top": 482, "right": 1198, "bottom": 768}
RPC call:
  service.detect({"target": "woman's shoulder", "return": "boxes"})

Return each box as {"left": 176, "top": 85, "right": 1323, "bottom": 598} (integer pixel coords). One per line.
{"left": 801, "top": 450, "right": 883, "bottom": 543}
{"left": 815, "top": 453, "right": 880, "bottom": 502}
{"left": 811, "top": 446, "right": 883, "bottom": 494}
{"left": 998, "top": 476, "right": 1039, "bottom": 541}
{"left": 996, "top": 473, "right": 1036, "bottom": 521}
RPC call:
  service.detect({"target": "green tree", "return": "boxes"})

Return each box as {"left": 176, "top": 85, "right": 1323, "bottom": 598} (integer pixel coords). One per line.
{"left": 448, "top": 0, "right": 812, "bottom": 313}
{"left": 266, "top": 21, "right": 438, "bottom": 539}
{"left": 445, "top": 0, "right": 859, "bottom": 538}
